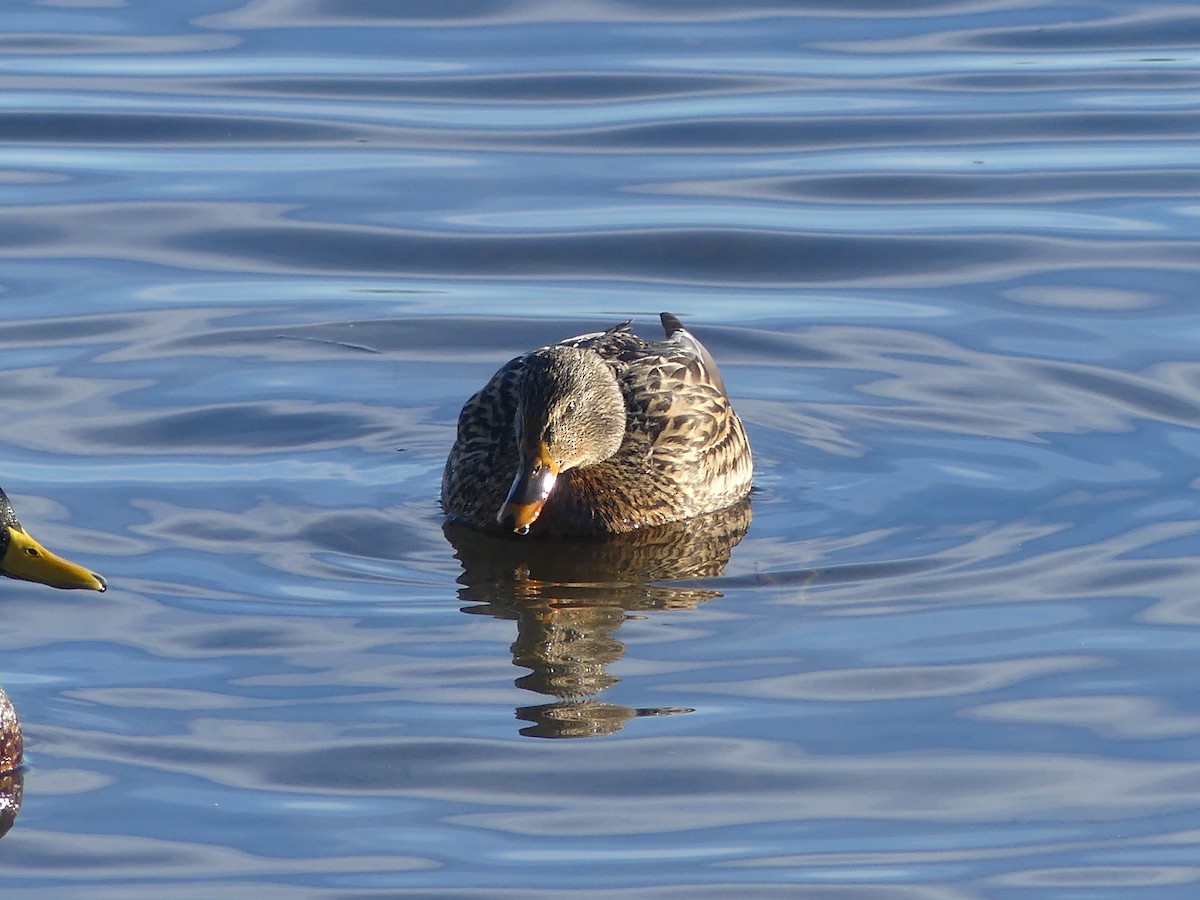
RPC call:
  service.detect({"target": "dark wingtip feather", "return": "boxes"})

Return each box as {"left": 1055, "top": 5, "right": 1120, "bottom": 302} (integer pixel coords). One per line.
{"left": 659, "top": 312, "right": 727, "bottom": 396}
{"left": 606, "top": 319, "right": 634, "bottom": 336}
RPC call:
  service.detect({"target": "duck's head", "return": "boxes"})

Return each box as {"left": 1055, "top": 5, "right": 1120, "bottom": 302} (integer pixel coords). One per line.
{"left": 499, "top": 347, "right": 626, "bottom": 535}
{"left": 0, "top": 487, "right": 106, "bottom": 592}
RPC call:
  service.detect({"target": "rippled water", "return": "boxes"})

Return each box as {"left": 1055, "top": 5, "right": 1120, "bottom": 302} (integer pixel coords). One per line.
{"left": 2, "top": 0, "right": 1200, "bottom": 896}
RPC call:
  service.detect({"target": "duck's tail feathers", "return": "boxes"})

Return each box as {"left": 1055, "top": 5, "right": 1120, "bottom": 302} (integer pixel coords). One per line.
{"left": 659, "top": 312, "right": 727, "bottom": 395}
{"left": 660, "top": 312, "right": 685, "bottom": 337}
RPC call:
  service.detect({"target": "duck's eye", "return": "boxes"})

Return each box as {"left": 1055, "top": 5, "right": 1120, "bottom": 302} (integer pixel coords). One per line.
{"left": 566, "top": 400, "right": 577, "bottom": 415}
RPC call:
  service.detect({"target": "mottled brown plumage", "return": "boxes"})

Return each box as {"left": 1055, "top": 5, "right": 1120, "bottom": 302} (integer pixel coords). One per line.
{"left": 0, "top": 689, "right": 20, "bottom": 774}
{"left": 0, "top": 684, "right": 20, "bottom": 839}
{"left": 442, "top": 313, "right": 753, "bottom": 535}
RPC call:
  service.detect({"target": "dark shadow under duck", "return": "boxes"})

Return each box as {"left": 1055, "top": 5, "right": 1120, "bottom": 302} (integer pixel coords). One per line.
{"left": 442, "top": 313, "right": 753, "bottom": 536}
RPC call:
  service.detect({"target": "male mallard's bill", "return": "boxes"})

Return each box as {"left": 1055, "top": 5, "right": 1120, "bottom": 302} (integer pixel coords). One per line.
{"left": 0, "top": 487, "right": 106, "bottom": 591}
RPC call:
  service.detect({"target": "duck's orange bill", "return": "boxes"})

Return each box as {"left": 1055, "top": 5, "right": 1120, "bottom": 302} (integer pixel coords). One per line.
{"left": 498, "top": 442, "right": 560, "bottom": 535}
{"left": 1, "top": 525, "right": 107, "bottom": 592}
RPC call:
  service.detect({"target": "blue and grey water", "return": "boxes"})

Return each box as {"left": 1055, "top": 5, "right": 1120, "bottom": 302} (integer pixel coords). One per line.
{"left": 3, "top": 1, "right": 1200, "bottom": 896}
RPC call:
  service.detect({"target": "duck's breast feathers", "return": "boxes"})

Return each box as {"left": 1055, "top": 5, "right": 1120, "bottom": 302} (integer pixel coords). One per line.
{"left": 444, "top": 357, "right": 525, "bottom": 518}
{"left": 457, "top": 355, "right": 523, "bottom": 436}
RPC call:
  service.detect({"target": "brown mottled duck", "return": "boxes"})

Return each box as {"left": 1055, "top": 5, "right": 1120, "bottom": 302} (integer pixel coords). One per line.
{"left": 0, "top": 484, "right": 107, "bottom": 773}
{"left": 442, "top": 313, "right": 752, "bottom": 536}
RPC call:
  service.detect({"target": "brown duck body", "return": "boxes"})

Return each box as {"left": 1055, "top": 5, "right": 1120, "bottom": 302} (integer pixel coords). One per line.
{"left": 0, "top": 689, "right": 20, "bottom": 773}
{"left": 442, "top": 313, "right": 753, "bottom": 536}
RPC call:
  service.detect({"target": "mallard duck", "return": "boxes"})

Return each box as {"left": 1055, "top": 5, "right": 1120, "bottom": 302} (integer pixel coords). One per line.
{"left": 0, "top": 485, "right": 106, "bottom": 773}
{"left": 442, "top": 313, "right": 752, "bottom": 536}
{"left": 0, "top": 486, "right": 106, "bottom": 593}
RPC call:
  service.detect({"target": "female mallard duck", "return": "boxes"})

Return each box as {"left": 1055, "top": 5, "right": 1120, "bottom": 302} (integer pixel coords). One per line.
{"left": 0, "top": 485, "right": 106, "bottom": 773}
{"left": 442, "top": 313, "right": 752, "bottom": 536}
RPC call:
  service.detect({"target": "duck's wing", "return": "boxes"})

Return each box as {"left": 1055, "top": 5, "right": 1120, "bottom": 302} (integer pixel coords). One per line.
{"left": 556, "top": 319, "right": 645, "bottom": 359}
{"left": 556, "top": 315, "right": 729, "bottom": 398}
{"left": 557, "top": 314, "right": 734, "bottom": 437}
{"left": 658, "top": 312, "right": 727, "bottom": 396}
{"left": 607, "top": 314, "right": 739, "bottom": 462}
{"left": 573, "top": 312, "right": 749, "bottom": 519}
{"left": 650, "top": 314, "right": 752, "bottom": 507}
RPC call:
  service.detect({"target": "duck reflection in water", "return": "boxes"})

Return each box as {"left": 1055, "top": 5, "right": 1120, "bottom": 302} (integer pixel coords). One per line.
{"left": 444, "top": 499, "right": 751, "bottom": 738}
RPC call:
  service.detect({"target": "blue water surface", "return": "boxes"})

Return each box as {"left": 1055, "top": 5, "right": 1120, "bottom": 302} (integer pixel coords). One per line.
{"left": 2, "top": 0, "right": 1200, "bottom": 897}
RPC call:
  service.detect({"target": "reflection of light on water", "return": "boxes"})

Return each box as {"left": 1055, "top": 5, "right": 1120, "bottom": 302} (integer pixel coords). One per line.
{"left": 447, "top": 500, "right": 750, "bottom": 738}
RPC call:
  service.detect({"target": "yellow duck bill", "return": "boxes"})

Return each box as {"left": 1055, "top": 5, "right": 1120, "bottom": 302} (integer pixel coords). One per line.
{"left": 1, "top": 525, "right": 107, "bottom": 592}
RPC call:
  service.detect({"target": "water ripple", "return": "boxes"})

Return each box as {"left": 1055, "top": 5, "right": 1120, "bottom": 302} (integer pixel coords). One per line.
{"left": 4, "top": 0, "right": 1200, "bottom": 896}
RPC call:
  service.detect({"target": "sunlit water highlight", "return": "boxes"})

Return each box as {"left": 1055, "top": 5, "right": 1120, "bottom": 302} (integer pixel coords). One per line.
{"left": 2, "top": 1, "right": 1200, "bottom": 897}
